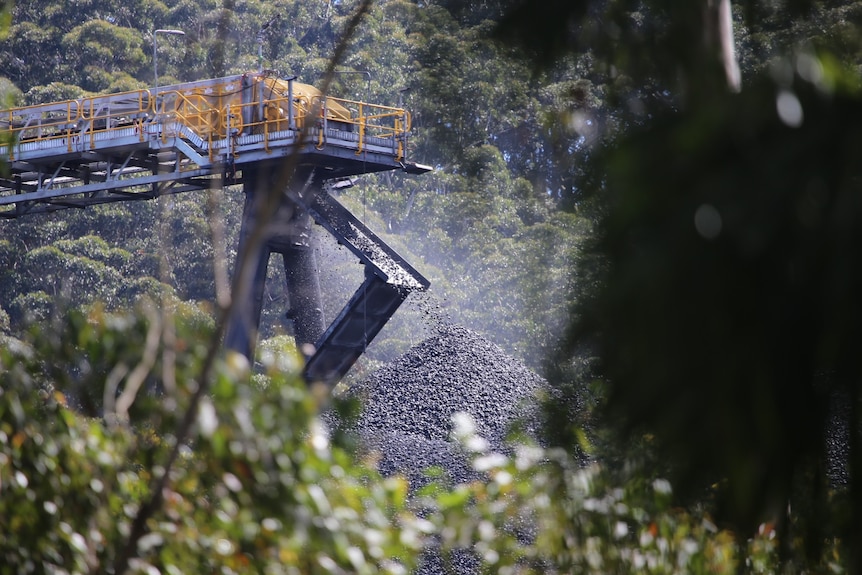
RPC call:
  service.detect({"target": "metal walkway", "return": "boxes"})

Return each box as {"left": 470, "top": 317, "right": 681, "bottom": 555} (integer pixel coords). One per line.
{"left": 0, "top": 72, "right": 421, "bottom": 217}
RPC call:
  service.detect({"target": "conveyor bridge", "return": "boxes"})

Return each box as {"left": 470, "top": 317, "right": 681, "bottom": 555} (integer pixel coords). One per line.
{"left": 0, "top": 71, "right": 431, "bottom": 385}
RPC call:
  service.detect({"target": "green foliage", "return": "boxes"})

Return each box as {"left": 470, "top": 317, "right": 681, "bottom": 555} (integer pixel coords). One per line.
{"left": 8, "top": 291, "right": 54, "bottom": 326}
{"left": 0, "top": 305, "right": 424, "bottom": 573}
{"left": 0, "top": 383, "right": 142, "bottom": 574}
{"left": 0, "top": 198, "right": 223, "bottom": 334}
{"left": 566, "top": 63, "right": 862, "bottom": 564}
{"left": 1, "top": 21, "right": 62, "bottom": 90}
{"left": 0, "top": 0, "right": 10, "bottom": 40}
{"left": 1, "top": 305, "right": 839, "bottom": 574}
{"left": 24, "top": 83, "right": 88, "bottom": 106}
{"left": 0, "top": 76, "right": 21, "bottom": 107}
{"left": 416, "top": 412, "right": 814, "bottom": 574}
{"left": 23, "top": 245, "right": 124, "bottom": 306}
{"left": 61, "top": 20, "right": 148, "bottom": 91}
{"left": 54, "top": 236, "right": 132, "bottom": 271}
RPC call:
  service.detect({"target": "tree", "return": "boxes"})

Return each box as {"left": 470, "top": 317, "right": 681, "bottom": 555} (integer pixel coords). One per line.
{"left": 8, "top": 0, "right": 862, "bottom": 570}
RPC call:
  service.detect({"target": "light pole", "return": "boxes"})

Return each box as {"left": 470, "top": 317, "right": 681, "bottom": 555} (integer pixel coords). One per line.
{"left": 153, "top": 29, "right": 185, "bottom": 111}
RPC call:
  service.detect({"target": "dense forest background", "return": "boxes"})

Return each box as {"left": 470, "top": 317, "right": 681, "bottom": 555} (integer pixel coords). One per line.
{"left": 0, "top": 0, "right": 594, "bottom": 375}
{"left": 3, "top": 0, "right": 862, "bottom": 572}
{"left": 3, "top": 0, "right": 862, "bottom": 369}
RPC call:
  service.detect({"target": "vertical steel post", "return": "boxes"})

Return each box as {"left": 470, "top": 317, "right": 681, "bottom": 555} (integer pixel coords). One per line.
{"left": 224, "top": 165, "right": 326, "bottom": 363}
{"left": 223, "top": 171, "right": 272, "bottom": 360}
{"left": 287, "top": 77, "right": 296, "bottom": 131}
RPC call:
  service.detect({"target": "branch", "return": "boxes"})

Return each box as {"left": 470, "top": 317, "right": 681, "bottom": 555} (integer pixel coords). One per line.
{"left": 704, "top": 0, "right": 741, "bottom": 92}
{"left": 111, "top": 0, "right": 376, "bottom": 572}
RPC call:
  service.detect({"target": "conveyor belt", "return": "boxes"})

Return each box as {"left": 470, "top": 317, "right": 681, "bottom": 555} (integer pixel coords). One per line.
{"left": 297, "top": 189, "right": 429, "bottom": 385}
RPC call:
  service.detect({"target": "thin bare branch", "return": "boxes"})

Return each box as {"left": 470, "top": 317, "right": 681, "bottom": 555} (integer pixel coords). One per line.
{"left": 112, "top": 1, "right": 376, "bottom": 571}
{"left": 115, "top": 305, "right": 162, "bottom": 422}
{"left": 207, "top": 187, "right": 232, "bottom": 310}
{"left": 102, "top": 362, "right": 130, "bottom": 427}
{"left": 704, "top": 0, "right": 741, "bottom": 92}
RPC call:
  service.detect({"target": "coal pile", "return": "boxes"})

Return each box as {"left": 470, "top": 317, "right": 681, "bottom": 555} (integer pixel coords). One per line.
{"left": 341, "top": 322, "right": 546, "bottom": 487}
{"left": 331, "top": 322, "right": 547, "bottom": 574}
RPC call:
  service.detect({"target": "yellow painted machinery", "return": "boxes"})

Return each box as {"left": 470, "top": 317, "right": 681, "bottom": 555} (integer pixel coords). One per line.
{"left": 167, "top": 74, "right": 370, "bottom": 139}
{"left": 0, "top": 70, "right": 411, "bottom": 167}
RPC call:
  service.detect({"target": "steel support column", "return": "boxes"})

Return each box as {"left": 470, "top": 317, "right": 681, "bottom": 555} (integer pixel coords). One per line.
{"left": 224, "top": 166, "right": 326, "bottom": 361}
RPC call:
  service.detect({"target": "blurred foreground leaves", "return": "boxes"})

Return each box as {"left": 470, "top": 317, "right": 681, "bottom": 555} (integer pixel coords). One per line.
{"left": 568, "top": 67, "right": 862, "bottom": 563}
{"left": 0, "top": 303, "right": 423, "bottom": 574}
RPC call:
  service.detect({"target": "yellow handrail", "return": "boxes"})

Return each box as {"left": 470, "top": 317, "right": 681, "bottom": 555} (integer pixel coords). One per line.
{"left": 1, "top": 88, "right": 153, "bottom": 156}
{"left": 0, "top": 75, "right": 412, "bottom": 161}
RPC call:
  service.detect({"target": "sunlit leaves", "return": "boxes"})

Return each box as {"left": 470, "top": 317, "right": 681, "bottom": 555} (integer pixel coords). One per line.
{"left": 61, "top": 20, "right": 148, "bottom": 80}
{"left": 0, "top": 369, "right": 142, "bottom": 574}
{"left": 0, "top": 275, "right": 843, "bottom": 573}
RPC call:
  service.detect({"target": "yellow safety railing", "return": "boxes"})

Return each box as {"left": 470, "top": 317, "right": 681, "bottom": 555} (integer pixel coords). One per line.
{"left": 1, "top": 76, "right": 411, "bottom": 163}
{"left": 1, "top": 99, "right": 82, "bottom": 158}
{"left": 309, "top": 95, "right": 410, "bottom": 156}
{"left": 310, "top": 95, "right": 411, "bottom": 137}
{"left": 166, "top": 87, "right": 410, "bottom": 160}
{"left": 82, "top": 90, "right": 151, "bottom": 148}
{"left": 171, "top": 92, "right": 219, "bottom": 138}
{"left": 1, "top": 88, "right": 151, "bottom": 159}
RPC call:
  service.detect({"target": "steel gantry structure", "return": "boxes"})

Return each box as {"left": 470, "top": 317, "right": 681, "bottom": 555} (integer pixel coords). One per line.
{"left": 0, "top": 71, "right": 431, "bottom": 385}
